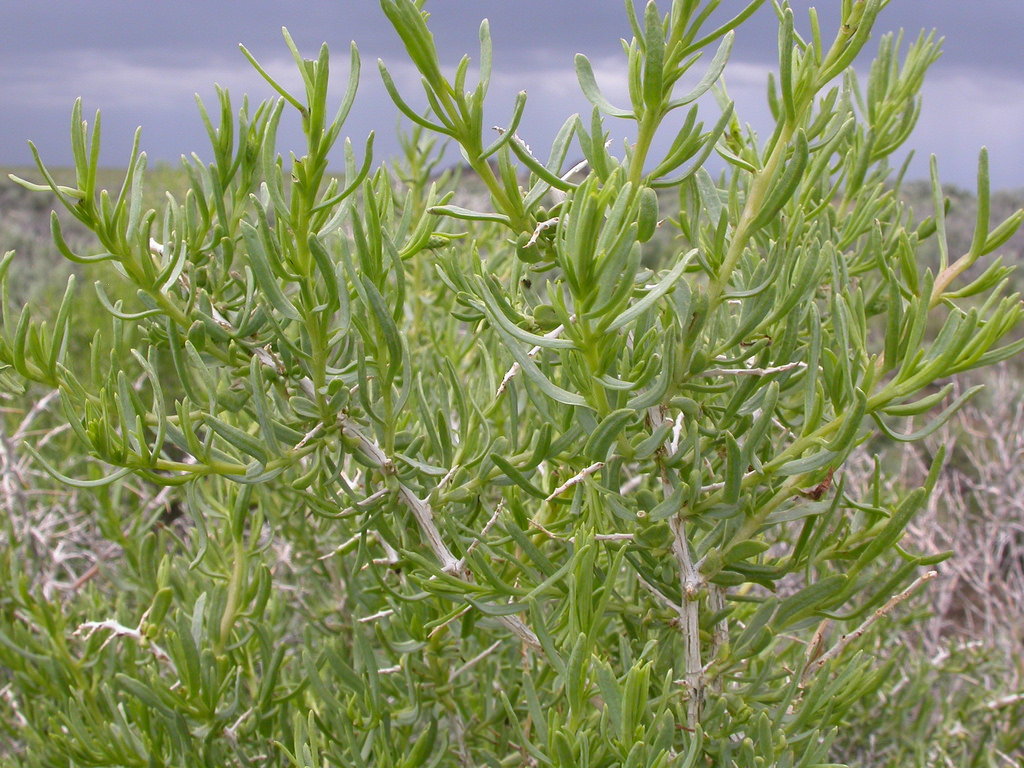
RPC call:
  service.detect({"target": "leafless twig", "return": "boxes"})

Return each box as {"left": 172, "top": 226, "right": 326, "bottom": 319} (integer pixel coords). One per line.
{"left": 800, "top": 570, "right": 937, "bottom": 687}
{"left": 545, "top": 462, "right": 604, "bottom": 502}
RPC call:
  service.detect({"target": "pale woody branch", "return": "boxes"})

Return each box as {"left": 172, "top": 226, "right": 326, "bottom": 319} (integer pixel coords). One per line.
{"left": 74, "top": 619, "right": 175, "bottom": 673}
{"left": 495, "top": 322, "right": 568, "bottom": 399}
{"left": 669, "top": 511, "right": 705, "bottom": 727}
{"left": 338, "top": 413, "right": 542, "bottom": 652}
{"left": 800, "top": 570, "right": 938, "bottom": 687}
{"left": 544, "top": 461, "right": 604, "bottom": 502}
{"left": 697, "top": 360, "right": 806, "bottom": 377}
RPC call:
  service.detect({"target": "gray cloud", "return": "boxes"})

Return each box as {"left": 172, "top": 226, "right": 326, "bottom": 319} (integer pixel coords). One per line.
{"left": 2, "top": 1, "right": 1021, "bottom": 189}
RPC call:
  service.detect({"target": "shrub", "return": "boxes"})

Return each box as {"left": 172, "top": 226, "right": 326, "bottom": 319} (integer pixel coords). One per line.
{"left": 2, "top": 0, "right": 1023, "bottom": 765}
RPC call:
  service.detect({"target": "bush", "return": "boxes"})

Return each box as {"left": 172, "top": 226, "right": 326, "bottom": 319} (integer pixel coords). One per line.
{"left": 2, "top": 1, "right": 1023, "bottom": 765}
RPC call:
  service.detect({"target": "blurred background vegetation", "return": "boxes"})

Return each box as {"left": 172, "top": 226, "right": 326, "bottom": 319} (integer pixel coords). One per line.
{"left": 1, "top": 164, "right": 1023, "bottom": 765}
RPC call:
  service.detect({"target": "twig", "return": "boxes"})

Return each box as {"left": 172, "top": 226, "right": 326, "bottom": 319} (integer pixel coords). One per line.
{"left": 498, "top": 126, "right": 587, "bottom": 205}
{"left": 697, "top": 361, "right": 805, "bottom": 377}
{"left": 338, "top": 414, "right": 542, "bottom": 652}
{"left": 635, "top": 571, "right": 684, "bottom": 618}
{"left": 0, "top": 684, "right": 28, "bottom": 729}
{"left": 450, "top": 640, "right": 503, "bottom": 682}
{"left": 545, "top": 462, "right": 604, "bottom": 502}
{"left": 647, "top": 404, "right": 685, "bottom": 455}
{"left": 800, "top": 570, "right": 938, "bottom": 687}
{"left": 74, "top": 618, "right": 175, "bottom": 673}
{"left": 11, "top": 390, "right": 61, "bottom": 443}
{"left": 0, "top": 427, "right": 27, "bottom": 529}
{"left": 529, "top": 518, "right": 634, "bottom": 544}
{"left": 437, "top": 463, "right": 460, "bottom": 492}
{"left": 619, "top": 474, "right": 645, "bottom": 495}
{"left": 428, "top": 603, "right": 472, "bottom": 638}
{"left": 358, "top": 609, "right": 395, "bottom": 624}
{"left": 495, "top": 323, "right": 567, "bottom": 398}
{"left": 668, "top": 510, "right": 704, "bottom": 727}
{"left": 645, "top": 407, "right": 705, "bottom": 723}
{"left": 71, "top": 563, "right": 101, "bottom": 592}
{"left": 294, "top": 421, "right": 324, "bottom": 451}
{"left": 223, "top": 707, "right": 253, "bottom": 749}
{"left": 457, "top": 501, "right": 504, "bottom": 571}
{"left": 356, "top": 487, "right": 391, "bottom": 508}
{"left": 707, "top": 583, "right": 728, "bottom": 692}
{"left": 592, "top": 533, "right": 634, "bottom": 542}
{"left": 701, "top": 468, "right": 760, "bottom": 494}
{"left": 524, "top": 217, "right": 560, "bottom": 247}
{"left": 985, "top": 692, "right": 1024, "bottom": 710}
{"left": 340, "top": 415, "right": 461, "bottom": 573}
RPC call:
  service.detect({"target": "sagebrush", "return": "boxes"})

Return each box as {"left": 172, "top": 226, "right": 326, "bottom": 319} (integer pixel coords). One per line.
{"left": 2, "top": 1, "right": 1023, "bottom": 766}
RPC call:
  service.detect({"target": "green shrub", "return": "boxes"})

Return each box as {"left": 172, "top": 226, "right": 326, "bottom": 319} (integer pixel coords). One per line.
{"left": 2, "top": 1, "right": 1023, "bottom": 765}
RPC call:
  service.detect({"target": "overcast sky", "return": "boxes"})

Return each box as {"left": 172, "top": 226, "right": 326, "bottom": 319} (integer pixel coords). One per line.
{"left": 2, "top": 1, "right": 1022, "bottom": 190}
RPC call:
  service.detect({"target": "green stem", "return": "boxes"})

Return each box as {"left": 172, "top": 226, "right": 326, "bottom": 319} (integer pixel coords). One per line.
{"left": 628, "top": 118, "right": 659, "bottom": 191}
{"left": 469, "top": 156, "right": 525, "bottom": 231}
{"left": 218, "top": 538, "right": 246, "bottom": 653}
{"left": 707, "top": 122, "right": 796, "bottom": 311}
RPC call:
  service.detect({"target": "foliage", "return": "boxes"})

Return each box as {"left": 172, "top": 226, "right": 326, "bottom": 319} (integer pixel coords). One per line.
{"left": 2, "top": 0, "right": 1024, "bottom": 765}
{"left": 834, "top": 365, "right": 1024, "bottom": 765}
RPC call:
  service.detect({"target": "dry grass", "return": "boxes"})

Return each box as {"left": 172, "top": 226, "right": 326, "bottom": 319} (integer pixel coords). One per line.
{"left": 835, "top": 364, "right": 1024, "bottom": 764}
{"left": 864, "top": 366, "right": 1024, "bottom": 666}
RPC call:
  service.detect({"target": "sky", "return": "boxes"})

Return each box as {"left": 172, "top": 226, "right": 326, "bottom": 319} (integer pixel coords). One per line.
{"left": 2, "top": 1, "right": 1022, "bottom": 191}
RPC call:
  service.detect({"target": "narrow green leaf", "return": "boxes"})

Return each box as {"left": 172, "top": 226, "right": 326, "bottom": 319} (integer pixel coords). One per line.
{"left": 241, "top": 220, "right": 301, "bottom": 321}
{"left": 584, "top": 408, "right": 635, "bottom": 461}
{"left": 565, "top": 632, "right": 589, "bottom": 716}
{"left": 851, "top": 487, "right": 928, "bottom": 577}
{"left": 205, "top": 415, "right": 270, "bottom": 465}
{"left": 873, "top": 386, "right": 981, "bottom": 442}
{"left": 825, "top": 388, "right": 867, "bottom": 452}
{"left": 240, "top": 41, "right": 305, "bottom": 113}
{"left": 965, "top": 148, "right": 990, "bottom": 259}
{"left": 778, "top": 8, "right": 796, "bottom": 122}
{"left": 606, "top": 249, "right": 695, "bottom": 332}
{"left": 377, "top": 61, "right": 453, "bottom": 135}
{"left": 116, "top": 675, "right": 175, "bottom": 718}
{"left": 249, "top": 356, "right": 283, "bottom": 458}
{"left": 668, "top": 32, "right": 735, "bottom": 108}
{"left": 734, "top": 598, "right": 777, "bottom": 655}
{"left": 748, "top": 130, "right": 809, "bottom": 232}
{"left": 361, "top": 276, "right": 404, "bottom": 387}
{"left": 649, "top": 483, "right": 686, "bottom": 521}
{"left": 930, "top": 156, "right": 950, "bottom": 272}
{"left": 774, "top": 574, "right": 848, "bottom": 629}
{"left": 489, "top": 453, "right": 548, "bottom": 499}
{"left": 480, "top": 91, "right": 528, "bottom": 161}
{"left": 380, "top": 0, "right": 446, "bottom": 92}
{"left": 774, "top": 448, "right": 838, "bottom": 477}
{"left": 307, "top": 233, "right": 341, "bottom": 312}
{"left": 722, "top": 431, "right": 743, "bottom": 504}
{"left": 428, "top": 205, "right": 511, "bottom": 226}
{"left": 642, "top": 1, "right": 665, "bottom": 112}
{"left": 575, "top": 54, "right": 635, "bottom": 118}
{"left": 512, "top": 115, "right": 578, "bottom": 195}
{"left": 20, "top": 444, "right": 133, "bottom": 488}
{"left": 596, "top": 661, "right": 624, "bottom": 741}
{"left": 981, "top": 210, "right": 1024, "bottom": 256}
{"left": 742, "top": 380, "right": 779, "bottom": 465}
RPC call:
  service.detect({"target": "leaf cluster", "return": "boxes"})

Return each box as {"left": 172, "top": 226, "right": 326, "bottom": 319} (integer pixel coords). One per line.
{"left": 2, "top": 1, "right": 1023, "bottom": 766}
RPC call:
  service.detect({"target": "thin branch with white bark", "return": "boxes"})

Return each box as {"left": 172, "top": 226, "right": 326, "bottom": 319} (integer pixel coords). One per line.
{"left": 800, "top": 570, "right": 938, "bottom": 687}
{"left": 338, "top": 414, "right": 542, "bottom": 652}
